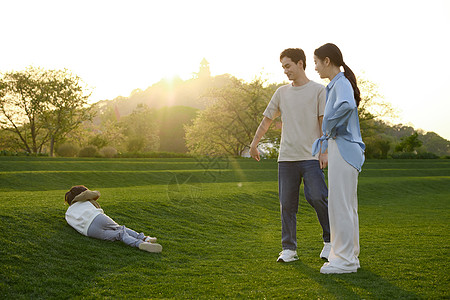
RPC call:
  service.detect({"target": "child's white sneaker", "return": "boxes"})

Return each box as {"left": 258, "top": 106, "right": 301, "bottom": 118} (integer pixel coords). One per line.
{"left": 139, "top": 242, "right": 162, "bottom": 253}
{"left": 144, "top": 236, "right": 157, "bottom": 243}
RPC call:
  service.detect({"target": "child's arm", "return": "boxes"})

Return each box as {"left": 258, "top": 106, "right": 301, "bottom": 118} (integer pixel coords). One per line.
{"left": 72, "top": 190, "right": 101, "bottom": 204}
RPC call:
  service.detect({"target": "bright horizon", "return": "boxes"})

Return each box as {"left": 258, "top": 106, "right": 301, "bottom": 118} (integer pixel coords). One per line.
{"left": 1, "top": 0, "right": 449, "bottom": 140}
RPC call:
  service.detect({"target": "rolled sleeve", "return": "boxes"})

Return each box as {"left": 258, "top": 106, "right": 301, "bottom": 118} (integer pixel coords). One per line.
{"left": 263, "top": 89, "right": 281, "bottom": 120}
{"left": 318, "top": 88, "right": 326, "bottom": 116}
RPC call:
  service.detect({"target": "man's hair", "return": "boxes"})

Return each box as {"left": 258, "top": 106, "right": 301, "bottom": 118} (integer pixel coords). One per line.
{"left": 280, "top": 48, "right": 306, "bottom": 70}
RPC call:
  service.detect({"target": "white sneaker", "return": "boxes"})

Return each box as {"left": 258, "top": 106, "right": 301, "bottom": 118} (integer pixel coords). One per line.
{"left": 320, "top": 242, "right": 331, "bottom": 260}
{"left": 144, "top": 236, "right": 157, "bottom": 243}
{"left": 277, "top": 249, "right": 298, "bottom": 262}
{"left": 320, "top": 262, "right": 356, "bottom": 274}
{"left": 139, "top": 242, "right": 162, "bottom": 253}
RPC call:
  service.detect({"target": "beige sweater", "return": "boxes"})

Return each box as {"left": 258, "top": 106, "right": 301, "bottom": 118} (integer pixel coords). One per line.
{"left": 263, "top": 81, "right": 326, "bottom": 162}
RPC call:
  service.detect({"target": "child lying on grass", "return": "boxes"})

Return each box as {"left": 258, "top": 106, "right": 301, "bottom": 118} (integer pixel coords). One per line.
{"left": 64, "top": 185, "right": 162, "bottom": 253}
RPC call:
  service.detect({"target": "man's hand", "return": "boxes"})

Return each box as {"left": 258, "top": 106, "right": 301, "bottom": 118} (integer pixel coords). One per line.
{"left": 249, "top": 117, "right": 273, "bottom": 162}
{"left": 250, "top": 145, "right": 261, "bottom": 162}
{"left": 319, "top": 152, "right": 328, "bottom": 169}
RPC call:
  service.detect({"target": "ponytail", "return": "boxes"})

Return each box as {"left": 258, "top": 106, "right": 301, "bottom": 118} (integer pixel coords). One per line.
{"left": 314, "top": 43, "right": 361, "bottom": 107}
{"left": 342, "top": 63, "right": 361, "bottom": 107}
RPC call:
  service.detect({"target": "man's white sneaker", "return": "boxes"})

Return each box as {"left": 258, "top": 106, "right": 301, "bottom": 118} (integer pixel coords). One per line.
{"left": 320, "top": 262, "right": 356, "bottom": 274}
{"left": 320, "top": 242, "right": 331, "bottom": 260}
{"left": 277, "top": 249, "right": 298, "bottom": 262}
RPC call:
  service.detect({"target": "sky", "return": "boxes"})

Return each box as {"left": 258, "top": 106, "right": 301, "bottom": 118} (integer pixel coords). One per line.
{"left": 1, "top": 0, "right": 449, "bottom": 140}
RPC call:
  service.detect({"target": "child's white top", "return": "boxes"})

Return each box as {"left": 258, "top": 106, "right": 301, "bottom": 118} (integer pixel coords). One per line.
{"left": 66, "top": 198, "right": 104, "bottom": 236}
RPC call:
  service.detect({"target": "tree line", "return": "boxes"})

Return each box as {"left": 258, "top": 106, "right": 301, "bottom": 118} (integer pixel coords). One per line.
{"left": 1, "top": 65, "right": 448, "bottom": 158}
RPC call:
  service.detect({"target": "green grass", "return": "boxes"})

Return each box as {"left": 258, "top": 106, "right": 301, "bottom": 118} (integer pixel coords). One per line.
{"left": 0, "top": 157, "right": 449, "bottom": 299}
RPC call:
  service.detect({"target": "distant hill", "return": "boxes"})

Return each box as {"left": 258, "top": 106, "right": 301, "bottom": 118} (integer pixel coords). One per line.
{"left": 93, "top": 74, "right": 234, "bottom": 117}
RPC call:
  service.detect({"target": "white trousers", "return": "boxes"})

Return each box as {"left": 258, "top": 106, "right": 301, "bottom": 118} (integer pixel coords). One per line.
{"left": 327, "top": 139, "right": 360, "bottom": 270}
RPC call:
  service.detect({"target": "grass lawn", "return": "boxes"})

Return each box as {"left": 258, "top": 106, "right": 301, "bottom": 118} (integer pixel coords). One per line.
{"left": 0, "top": 156, "right": 449, "bottom": 299}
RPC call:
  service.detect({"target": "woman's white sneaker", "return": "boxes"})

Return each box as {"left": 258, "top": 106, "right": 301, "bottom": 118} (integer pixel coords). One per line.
{"left": 277, "top": 249, "right": 298, "bottom": 262}
{"left": 320, "top": 242, "right": 331, "bottom": 260}
{"left": 320, "top": 262, "right": 356, "bottom": 274}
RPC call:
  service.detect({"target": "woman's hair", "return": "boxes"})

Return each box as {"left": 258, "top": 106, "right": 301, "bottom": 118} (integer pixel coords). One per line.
{"left": 280, "top": 48, "right": 306, "bottom": 70}
{"left": 65, "top": 185, "right": 88, "bottom": 205}
{"left": 314, "top": 43, "right": 361, "bottom": 107}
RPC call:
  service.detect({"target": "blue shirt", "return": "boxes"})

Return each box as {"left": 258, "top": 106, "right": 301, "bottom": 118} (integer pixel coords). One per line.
{"left": 312, "top": 72, "right": 365, "bottom": 172}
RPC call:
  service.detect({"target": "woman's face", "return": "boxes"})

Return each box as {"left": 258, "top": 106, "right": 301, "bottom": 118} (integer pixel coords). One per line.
{"left": 314, "top": 55, "right": 328, "bottom": 79}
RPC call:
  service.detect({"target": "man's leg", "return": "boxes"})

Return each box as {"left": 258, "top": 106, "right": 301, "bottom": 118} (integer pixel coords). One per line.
{"left": 278, "top": 162, "right": 301, "bottom": 250}
{"left": 301, "top": 160, "right": 330, "bottom": 243}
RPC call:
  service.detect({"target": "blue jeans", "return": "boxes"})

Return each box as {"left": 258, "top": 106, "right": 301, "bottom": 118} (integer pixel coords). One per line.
{"left": 87, "top": 213, "right": 146, "bottom": 247}
{"left": 278, "top": 160, "right": 330, "bottom": 250}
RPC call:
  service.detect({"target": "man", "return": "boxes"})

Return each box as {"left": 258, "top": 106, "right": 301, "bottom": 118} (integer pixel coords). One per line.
{"left": 249, "top": 48, "right": 330, "bottom": 262}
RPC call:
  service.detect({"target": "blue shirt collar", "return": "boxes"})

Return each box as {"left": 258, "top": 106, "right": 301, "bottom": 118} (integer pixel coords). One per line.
{"left": 326, "top": 72, "right": 345, "bottom": 91}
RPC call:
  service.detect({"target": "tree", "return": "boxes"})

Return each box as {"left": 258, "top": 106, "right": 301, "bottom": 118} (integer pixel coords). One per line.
{"left": 364, "top": 134, "right": 392, "bottom": 159}
{"left": 356, "top": 75, "right": 397, "bottom": 140}
{"left": 395, "top": 132, "right": 423, "bottom": 153}
{"left": 185, "top": 76, "right": 280, "bottom": 156}
{"left": 0, "top": 67, "right": 93, "bottom": 155}
{"left": 41, "top": 69, "right": 94, "bottom": 156}
{"left": 119, "top": 104, "right": 160, "bottom": 152}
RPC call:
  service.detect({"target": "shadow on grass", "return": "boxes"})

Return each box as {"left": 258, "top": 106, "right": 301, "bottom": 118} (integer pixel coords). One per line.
{"left": 291, "top": 260, "right": 420, "bottom": 299}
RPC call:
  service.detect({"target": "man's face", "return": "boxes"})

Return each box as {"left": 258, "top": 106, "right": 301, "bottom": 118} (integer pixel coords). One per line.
{"left": 281, "top": 57, "right": 303, "bottom": 81}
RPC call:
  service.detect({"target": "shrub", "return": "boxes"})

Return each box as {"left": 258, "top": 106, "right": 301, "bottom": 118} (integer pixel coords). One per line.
{"left": 99, "top": 146, "right": 118, "bottom": 158}
{"left": 56, "top": 143, "right": 79, "bottom": 157}
{"left": 392, "top": 152, "right": 416, "bottom": 159}
{"left": 78, "top": 145, "right": 98, "bottom": 157}
{"left": 416, "top": 152, "right": 439, "bottom": 159}
{"left": 126, "top": 137, "right": 145, "bottom": 152}
{"left": 0, "top": 150, "right": 46, "bottom": 156}
{"left": 0, "top": 150, "right": 15, "bottom": 156}
{"left": 391, "top": 151, "right": 439, "bottom": 159}
{"left": 117, "top": 151, "right": 193, "bottom": 158}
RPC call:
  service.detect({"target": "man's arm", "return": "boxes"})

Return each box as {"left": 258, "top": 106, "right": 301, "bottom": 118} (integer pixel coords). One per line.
{"left": 250, "top": 116, "right": 273, "bottom": 161}
{"left": 318, "top": 116, "right": 328, "bottom": 169}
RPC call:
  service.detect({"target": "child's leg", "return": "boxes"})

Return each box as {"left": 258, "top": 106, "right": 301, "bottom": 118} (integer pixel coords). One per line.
{"left": 87, "top": 214, "right": 121, "bottom": 240}
{"left": 123, "top": 227, "right": 146, "bottom": 241}
{"left": 87, "top": 214, "right": 144, "bottom": 247}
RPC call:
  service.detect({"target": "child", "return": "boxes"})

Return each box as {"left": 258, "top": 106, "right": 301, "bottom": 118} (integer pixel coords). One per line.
{"left": 64, "top": 185, "right": 162, "bottom": 253}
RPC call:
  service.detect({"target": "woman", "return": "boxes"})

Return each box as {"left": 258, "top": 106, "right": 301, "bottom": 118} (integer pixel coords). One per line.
{"left": 312, "top": 43, "right": 365, "bottom": 274}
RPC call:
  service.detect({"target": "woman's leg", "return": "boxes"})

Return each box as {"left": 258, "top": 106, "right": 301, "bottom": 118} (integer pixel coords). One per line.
{"left": 327, "top": 139, "right": 359, "bottom": 271}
